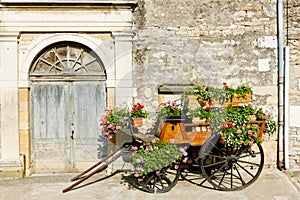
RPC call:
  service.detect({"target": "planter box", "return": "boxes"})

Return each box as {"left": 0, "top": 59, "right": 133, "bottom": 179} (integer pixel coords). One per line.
{"left": 225, "top": 93, "right": 252, "bottom": 106}
{"left": 187, "top": 93, "right": 252, "bottom": 107}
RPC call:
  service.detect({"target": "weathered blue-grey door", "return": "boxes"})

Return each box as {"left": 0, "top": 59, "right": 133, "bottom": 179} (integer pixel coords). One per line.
{"left": 31, "top": 81, "right": 106, "bottom": 173}
{"left": 30, "top": 43, "right": 107, "bottom": 173}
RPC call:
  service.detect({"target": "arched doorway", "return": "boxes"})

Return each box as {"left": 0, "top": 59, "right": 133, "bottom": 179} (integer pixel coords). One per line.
{"left": 29, "top": 42, "right": 107, "bottom": 173}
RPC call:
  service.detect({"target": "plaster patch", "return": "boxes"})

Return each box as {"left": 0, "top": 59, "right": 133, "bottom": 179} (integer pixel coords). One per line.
{"left": 258, "top": 58, "right": 271, "bottom": 72}
{"left": 290, "top": 106, "right": 300, "bottom": 127}
{"left": 258, "top": 36, "right": 277, "bottom": 48}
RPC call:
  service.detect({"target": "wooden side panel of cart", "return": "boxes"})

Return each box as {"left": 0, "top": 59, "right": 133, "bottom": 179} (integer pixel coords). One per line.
{"left": 159, "top": 120, "right": 265, "bottom": 146}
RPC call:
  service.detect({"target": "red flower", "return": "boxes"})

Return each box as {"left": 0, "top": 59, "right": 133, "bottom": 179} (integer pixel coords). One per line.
{"left": 205, "top": 106, "right": 211, "bottom": 111}
{"left": 132, "top": 109, "right": 136, "bottom": 113}
{"left": 224, "top": 85, "right": 229, "bottom": 90}
{"left": 228, "top": 124, "right": 234, "bottom": 128}
{"left": 223, "top": 82, "right": 227, "bottom": 85}
{"left": 137, "top": 104, "right": 144, "bottom": 109}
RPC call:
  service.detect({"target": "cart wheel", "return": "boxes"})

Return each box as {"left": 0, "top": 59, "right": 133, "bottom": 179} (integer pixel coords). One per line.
{"left": 199, "top": 135, "right": 264, "bottom": 191}
{"left": 138, "top": 165, "right": 180, "bottom": 193}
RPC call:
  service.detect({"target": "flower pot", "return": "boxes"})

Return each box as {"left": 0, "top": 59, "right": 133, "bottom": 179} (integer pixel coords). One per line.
{"left": 133, "top": 117, "right": 143, "bottom": 127}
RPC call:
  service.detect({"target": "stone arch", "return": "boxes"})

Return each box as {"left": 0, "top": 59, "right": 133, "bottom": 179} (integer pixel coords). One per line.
{"left": 19, "top": 33, "right": 114, "bottom": 86}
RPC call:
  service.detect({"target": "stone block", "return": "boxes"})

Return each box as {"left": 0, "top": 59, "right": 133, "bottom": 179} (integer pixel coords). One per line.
{"left": 18, "top": 89, "right": 29, "bottom": 101}
{"left": 19, "top": 112, "right": 29, "bottom": 122}
{"left": 258, "top": 58, "right": 271, "bottom": 72}
{"left": 258, "top": 36, "right": 277, "bottom": 48}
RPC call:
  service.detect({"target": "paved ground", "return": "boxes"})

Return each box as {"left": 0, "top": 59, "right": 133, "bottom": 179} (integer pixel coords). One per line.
{"left": 0, "top": 168, "right": 299, "bottom": 200}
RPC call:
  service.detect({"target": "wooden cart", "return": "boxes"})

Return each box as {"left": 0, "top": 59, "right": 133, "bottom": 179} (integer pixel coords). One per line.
{"left": 63, "top": 98, "right": 266, "bottom": 193}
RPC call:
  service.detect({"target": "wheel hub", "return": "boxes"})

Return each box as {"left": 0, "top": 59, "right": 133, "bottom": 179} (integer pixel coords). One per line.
{"left": 227, "top": 155, "right": 237, "bottom": 168}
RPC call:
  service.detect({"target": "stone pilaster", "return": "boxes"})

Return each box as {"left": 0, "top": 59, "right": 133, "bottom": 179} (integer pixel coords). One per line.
{"left": 112, "top": 31, "right": 134, "bottom": 106}
{"left": 0, "top": 32, "right": 23, "bottom": 177}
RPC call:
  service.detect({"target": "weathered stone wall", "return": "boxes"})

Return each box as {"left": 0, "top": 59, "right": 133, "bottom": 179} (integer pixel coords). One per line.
{"left": 132, "top": 0, "right": 279, "bottom": 167}
{"left": 133, "top": 0, "right": 277, "bottom": 104}
{"left": 286, "top": 0, "right": 300, "bottom": 169}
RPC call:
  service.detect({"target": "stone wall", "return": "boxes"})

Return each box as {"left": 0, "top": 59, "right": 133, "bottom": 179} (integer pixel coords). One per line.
{"left": 132, "top": 0, "right": 279, "bottom": 167}
{"left": 286, "top": 0, "right": 300, "bottom": 169}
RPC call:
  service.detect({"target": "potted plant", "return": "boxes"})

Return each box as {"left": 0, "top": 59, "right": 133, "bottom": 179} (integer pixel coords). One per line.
{"left": 130, "top": 103, "right": 149, "bottom": 127}
{"left": 100, "top": 105, "right": 128, "bottom": 139}
{"left": 130, "top": 139, "right": 188, "bottom": 182}
{"left": 160, "top": 100, "right": 183, "bottom": 121}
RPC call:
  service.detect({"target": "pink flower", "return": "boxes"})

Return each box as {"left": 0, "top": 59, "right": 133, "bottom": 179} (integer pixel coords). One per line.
{"left": 253, "top": 133, "right": 258, "bottom": 137}
{"left": 138, "top": 178, "right": 143, "bottom": 182}
{"left": 249, "top": 142, "right": 254, "bottom": 147}
{"left": 248, "top": 130, "right": 253, "bottom": 135}
{"left": 263, "top": 114, "right": 267, "bottom": 119}
{"left": 236, "top": 129, "right": 242, "bottom": 134}
{"left": 131, "top": 146, "right": 138, "bottom": 151}
{"left": 108, "top": 135, "right": 113, "bottom": 139}
{"left": 174, "top": 165, "right": 179, "bottom": 169}
{"left": 134, "top": 173, "right": 139, "bottom": 177}
{"left": 170, "top": 138, "right": 175, "bottom": 143}
{"left": 182, "top": 157, "right": 188, "bottom": 163}
{"left": 100, "top": 126, "right": 105, "bottom": 131}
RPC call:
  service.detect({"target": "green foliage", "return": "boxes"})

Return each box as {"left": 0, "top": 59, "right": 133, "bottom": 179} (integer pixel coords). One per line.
{"left": 183, "top": 83, "right": 277, "bottom": 147}
{"left": 160, "top": 100, "right": 182, "bottom": 117}
{"left": 221, "top": 123, "right": 262, "bottom": 148}
{"left": 225, "top": 104, "right": 255, "bottom": 125}
{"left": 183, "top": 83, "right": 252, "bottom": 105}
{"left": 234, "top": 84, "right": 253, "bottom": 98}
{"left": 130, "top": 140, "right": 187, "bottom": 180}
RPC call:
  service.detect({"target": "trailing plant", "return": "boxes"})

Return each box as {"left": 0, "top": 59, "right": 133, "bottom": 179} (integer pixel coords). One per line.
{"left": 183, "top": 83, "right": 252, "bottom": 105}
{"left": 254, "top": 107, "right": 277, "bottom": 136}
{"left": 225, "top": 104, "right": 255, "bottom": 125}
{"left": 130, "top": 139, "right": 188, "bottom": 181}
{"left": 221, "top": 123, "right": 262, "bottom": 148}
{"left": 100, "top": 104, "right": 128, "bottom": 139}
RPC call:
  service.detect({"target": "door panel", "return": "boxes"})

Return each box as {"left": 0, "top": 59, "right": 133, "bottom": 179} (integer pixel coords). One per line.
{"left": 73, "top": 82, "right": 107, "bottom": 170}
{"left": 31, "top": 82, "right": 71, "bottom": 173}
{"left": 31, "top": 81, "right": 106, "bottom": 173}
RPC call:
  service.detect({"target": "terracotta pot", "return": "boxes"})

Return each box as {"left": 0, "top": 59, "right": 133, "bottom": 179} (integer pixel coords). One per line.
{"left": 133, "top": 117, "right": 143, "bottom": 127}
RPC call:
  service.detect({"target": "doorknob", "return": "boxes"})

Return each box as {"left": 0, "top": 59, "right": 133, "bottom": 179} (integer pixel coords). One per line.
{"left": 71, "top": 123, "right": 75, "bottom": 140}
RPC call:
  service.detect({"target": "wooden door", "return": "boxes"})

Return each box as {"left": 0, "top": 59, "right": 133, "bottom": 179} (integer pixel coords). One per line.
{"left": 31, "top": 81, "right": 106, "bottom": 173}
